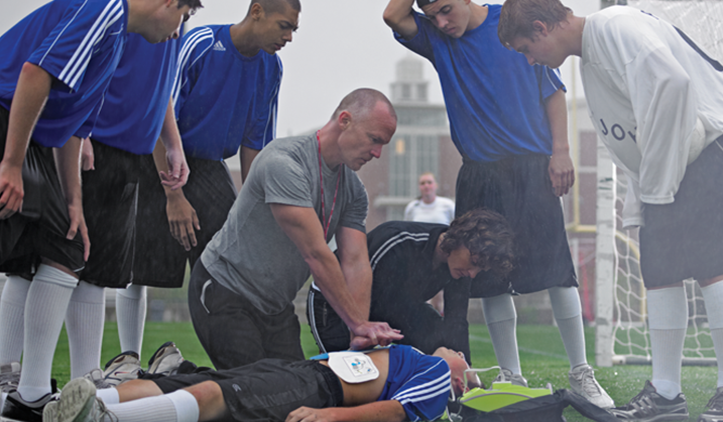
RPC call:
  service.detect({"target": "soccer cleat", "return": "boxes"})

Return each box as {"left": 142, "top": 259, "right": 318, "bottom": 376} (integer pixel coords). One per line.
{"left": 101, "top": 352, "right": 141, "bottom": 387}
{"left": 492, "top": 368, "right": 528, "bottom": 388}
{"left": 147, "top": 342, "right": 184, "bottom": 376}
{"left": 0, "top": 362, "right": 21, "bottom": 393}
{"left": 82, "top": 369, "right": 113, "bottom": 391}
{"left": 1, "top": 390, "right": 56, "bottom": 422}
{"left": 609, "top": 380, "right": 688, "bottom": 422}
{"left": 568, "top": 363, "right": 615, "bottom": 409}
{"left": 699, "top": 387, "right": 723, "bottom": 422}
{"left": 53, "top": 378, "right": 113, "bottom": 422}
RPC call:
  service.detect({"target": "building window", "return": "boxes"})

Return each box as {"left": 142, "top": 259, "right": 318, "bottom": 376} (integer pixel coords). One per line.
{"left": 389, "top": 134, "right": 439, "bottom": 198}
{"left": 401, "top": 83, "right": 411, "bottom": 100}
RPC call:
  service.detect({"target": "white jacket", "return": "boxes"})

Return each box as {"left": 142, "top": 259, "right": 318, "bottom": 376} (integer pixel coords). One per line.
{"left": 581, "top": 6, "right": 723, "bottom": 227}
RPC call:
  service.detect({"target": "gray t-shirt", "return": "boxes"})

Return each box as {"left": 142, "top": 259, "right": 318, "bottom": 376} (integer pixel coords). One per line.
{"left": 201, "top": 134, "right": 369, "bottom": 314}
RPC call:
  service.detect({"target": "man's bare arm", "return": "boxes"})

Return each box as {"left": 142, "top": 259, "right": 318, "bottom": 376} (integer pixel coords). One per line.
{"left": 545, "top": 88, "right": 574, "bottom": 196}
{"left": 152, "top": 140, "right": 199, "bottom": 251}
{"left": 239, "top": 146, "right": 260, "bottom": 183}
{"left": 54, "top": 136, "right": 90, "bottom": 261}
{"left": 0, "top": 62, "right": 52, "bottom": 219}
{"left": 158, "top": 98, "right": 189, "bottom": 190}
{"left": 335, "top": 226, "right": 372, "bottom": 320}
{"left": 383, "top": 0, "right": 419, "bottom": 40}
{"left": 270, "top": 204, "right": 402, "bottom": 346}
{"left": 286, "top": 401, "right": 406, "bottom": 422}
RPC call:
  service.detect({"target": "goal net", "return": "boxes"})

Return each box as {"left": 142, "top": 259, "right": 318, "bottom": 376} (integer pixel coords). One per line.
{"left": 594, "top": 0, "right": 722, "bottom": 367}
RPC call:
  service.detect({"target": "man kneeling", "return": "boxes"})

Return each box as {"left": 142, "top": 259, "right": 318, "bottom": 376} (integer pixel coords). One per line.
{"left": 45, "top": 345, "right": 475, "bottom": 422}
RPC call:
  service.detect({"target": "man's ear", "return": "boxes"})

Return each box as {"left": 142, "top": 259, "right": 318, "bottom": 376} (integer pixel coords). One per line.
{"left": 532, "top": 20, "right": 549, "bottom": 37}
{"left": 250, "top": 3, "right": 264, "bottom": 21}
{"left": 337, "top": 110, "right": 352, "bottom": 130}
{"left": 453, "top": 376, "right": 466, "bottom": 396}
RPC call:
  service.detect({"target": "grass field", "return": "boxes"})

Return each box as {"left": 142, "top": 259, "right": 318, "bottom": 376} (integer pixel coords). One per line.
{"left": 50, "top": 322, "right": 717, "bottom": 421}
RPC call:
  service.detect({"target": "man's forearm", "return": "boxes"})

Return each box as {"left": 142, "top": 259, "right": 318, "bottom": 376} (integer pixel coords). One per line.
{"left": 54, "top": 136, "right": 83, "bottom": 207}
{"left": 383, "top": 0, "right": 418, "bottom": 39}
{"left": 546, "top": 88, "right": 569, "bottom": 155}
{"left": 158, "top": 98, "right": 183, "bottom": 156}
{"left": 308, "top": 253, "right": 368, "bottom": 332}
{"left": 4, "top": 62, "right": 52, "bottom": 167}
{"left": 341, "top": 261, "right": 371, "bottom": 321}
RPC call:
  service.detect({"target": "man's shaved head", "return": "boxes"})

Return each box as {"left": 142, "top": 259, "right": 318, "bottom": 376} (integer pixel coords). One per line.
{"left": 248, "top": 0, "right": 301, "bottom": 16}
{"left": 332, "top": 88, "right": 397, "bottom": 123}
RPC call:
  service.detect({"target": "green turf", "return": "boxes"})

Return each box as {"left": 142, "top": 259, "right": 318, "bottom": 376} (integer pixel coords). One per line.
{"left": 51, "top": 323, "right": 717, "bottom": 421}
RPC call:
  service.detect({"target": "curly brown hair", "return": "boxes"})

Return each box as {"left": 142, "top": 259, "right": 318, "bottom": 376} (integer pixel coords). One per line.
{"left": 439, "top": 208, "right": 515, "bottom": 276}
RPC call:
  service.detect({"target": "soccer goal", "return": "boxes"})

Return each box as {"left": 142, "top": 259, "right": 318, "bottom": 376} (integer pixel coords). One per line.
{"left": 594, "top": 0, "right": 723, "bottom": 368}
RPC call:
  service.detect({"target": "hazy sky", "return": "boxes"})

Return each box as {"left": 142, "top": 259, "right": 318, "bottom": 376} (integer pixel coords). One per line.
{"left": 3, "top": 0, "right": 600, "bottom": 136}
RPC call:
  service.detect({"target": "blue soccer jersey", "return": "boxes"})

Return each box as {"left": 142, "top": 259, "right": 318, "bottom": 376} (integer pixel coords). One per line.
{"left": 171, "top": 24, "right": 282, "bottom": 160}
{"left": 382, "top": 345, "right": 451, "bottom": 421}
{"left": 395, "top": 5, "right": 564, "bottom": 162}
{"left": 91, "top": 33, "right": 181, "bottom": 155}
{"left": 0, "top": 0, "right": 128, "bottom": 148}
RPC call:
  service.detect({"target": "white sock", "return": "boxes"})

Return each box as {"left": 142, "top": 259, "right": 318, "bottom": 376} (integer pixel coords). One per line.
{"left": 116, "top": 284, "right": 147, "bottom": 357}
{"left": 548, "top": 287, "right": 587, "bottom": 369}
{"left": 96, "top": 387, "right": 119, "bottom": 405}
{"left": 0, "top": 276, "right": 30, "bottom": 364}
{"left": 18, "top": 265, "right": 76, "bottom": 402}
{"left": 700, "top": 281, "right": 723, "bottom": 387}
{"left": 106, "top": 390, "right": 199, "bottom": 422}
{"left": 66, "top": 281, "right": 106, "bottom": 378}
{"left": 482, "top": 294, "right": 521, "bottom": 375}
{"left": 647, "top": 286, "right": 688, "bottom": 400}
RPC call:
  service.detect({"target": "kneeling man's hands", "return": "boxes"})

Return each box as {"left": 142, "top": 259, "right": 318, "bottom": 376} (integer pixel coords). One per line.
{"left": 286, "top": 406, "right": 334, "bottom": 422}
{"left": 350, "top": 322, "right": 403, "bottom": 350}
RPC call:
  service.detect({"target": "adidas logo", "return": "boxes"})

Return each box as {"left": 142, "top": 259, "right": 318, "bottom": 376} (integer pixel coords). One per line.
{"left": 213, "top": 40, "right": 226, "bottom": 51}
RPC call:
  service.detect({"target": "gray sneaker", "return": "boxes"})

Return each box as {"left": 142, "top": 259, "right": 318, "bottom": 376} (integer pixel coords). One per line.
{"left": 54, "top": 378, "right": 114, "bottom": 422}
{"left": 610, "top": 380, "right": 688, "bottom": 422}
{"left": 569, "top": 363, "right": 614, "bottom": 408}
{"left": 0, "top": 362, "right": 21, "bottom": 393}
{"left": 147, "top": 342, "right": 184, "bottom": 376}
{"left": 699, "top": 387, "right": 723, "bottom": 422}
{"left": 82, "top": 369, "right": 113, "bottom": 390}
{"left": 101, "top": 352, "right": 141, "bottom": 387}
{"left": 492, "top": 368, "right": 528, "bottom": 387}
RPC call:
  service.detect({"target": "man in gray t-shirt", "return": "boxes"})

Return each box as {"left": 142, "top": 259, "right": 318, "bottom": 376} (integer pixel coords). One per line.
{"left": 188, "top": 88, "right": 403, "bottom": 369}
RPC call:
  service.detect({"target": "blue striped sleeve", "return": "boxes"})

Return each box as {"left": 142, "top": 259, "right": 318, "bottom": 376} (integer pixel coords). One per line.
{"left": 28, "top": 0, "right": 125, "bottom": 92}
{"left": 172, "top": 26, "right": 214, "bottom": 117}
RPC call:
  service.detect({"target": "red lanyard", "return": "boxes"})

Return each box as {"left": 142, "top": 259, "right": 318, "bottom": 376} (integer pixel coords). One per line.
{"left": 317, "top": 131, "right": 341, "bottom": 239}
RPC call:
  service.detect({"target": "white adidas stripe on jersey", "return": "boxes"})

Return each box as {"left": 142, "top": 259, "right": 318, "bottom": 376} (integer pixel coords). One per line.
{"left": 172, "top": 26, "right": 214, "bottom": 106}
{"left": 53, "top": 0, "right": 124, "bottom": 90}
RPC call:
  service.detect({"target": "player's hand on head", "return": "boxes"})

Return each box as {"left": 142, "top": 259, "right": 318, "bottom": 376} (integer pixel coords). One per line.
{"left": 66, "top": 202, "right": 91, "bottom": 261}
{"left": 166, "top": 192, "right": 200, "bottom": 251}
{"left": 161, "top": 148, "right": 189, "bottom": 190}
{"left": 548, "top": 152, "right": 575, "bottom": 196}
{"left": 286, "top": 406, "right": 335, "bottom": 422}
{"left": 80, "top": 137, "right": 95, "bottom": 171}
{"left": 0, "top": 160, "right": 24, "bottom": 219}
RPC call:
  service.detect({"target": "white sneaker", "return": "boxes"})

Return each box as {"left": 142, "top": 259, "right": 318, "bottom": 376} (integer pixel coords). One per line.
{"left": 569, "top": 364, "right": 615, "bottom": 409}
{"left": 147, "top": 342, "right": 184, "bottom": 376}
{"left": 492, "top": 368, "right": 528, "bottom": 387}
{"left": 54, "top": 378, "right": 114, "bottom": 422}
{"left": 43, "top": 400, "right": 58, "bottom": 422}
{"left": 102, "top": 352, "right": 141, "bottom": 387}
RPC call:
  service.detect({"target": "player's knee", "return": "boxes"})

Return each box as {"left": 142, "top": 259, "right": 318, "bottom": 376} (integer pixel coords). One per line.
{"left": 185, "top": 381, "right": 228, "bottom": 420}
